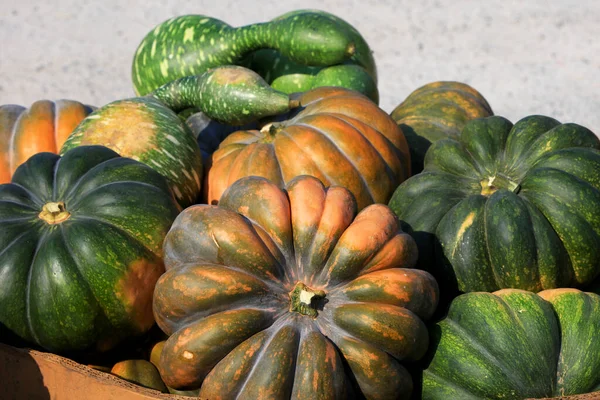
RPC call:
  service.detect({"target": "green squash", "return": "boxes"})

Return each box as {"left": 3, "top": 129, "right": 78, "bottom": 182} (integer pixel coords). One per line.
{"left": 0, "top": 146, "right": 180, "bottom": 353}
{"left": 423, "top": 289, "right": 600, "bottom": 399}
{"left": 389, "top": 115, "right": 600, "bottom": 295}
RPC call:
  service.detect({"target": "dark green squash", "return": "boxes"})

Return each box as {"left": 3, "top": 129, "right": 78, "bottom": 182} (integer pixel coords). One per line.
{"left": 389, "top": 115, "right": 600, "bottom": 295}
{"left": 0, "top": 146, "right": 180, "bottom": 353}
{"left": 153, "top": 175, "right": 439, "bottom": 399}
{"left": 423, "top": 289, "right": 600, "bottom": 399}
{"left": 390, "top": 81, "right": 493, "bottom": 174}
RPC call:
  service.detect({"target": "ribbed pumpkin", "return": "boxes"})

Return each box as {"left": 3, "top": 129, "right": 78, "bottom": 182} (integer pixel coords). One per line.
{"left": 0, "top": 146, "right": 180, "bottom": 353}
{"left": 423, "top": 289, "right": 600, "bottom": 399}
{"left": 206, "top": 87, "right": 410, "bottom": 210}
{"left": 390, "top": 81, "right": 493, "bottom": 174}
{"left": 153, "top": 175, "right": 438, "bottom": 399}
{"left": 389, "top": 115, "right": 600, "bottom": 294}
{"left": 0, "top": 100, "right": 94, "bottom": 183}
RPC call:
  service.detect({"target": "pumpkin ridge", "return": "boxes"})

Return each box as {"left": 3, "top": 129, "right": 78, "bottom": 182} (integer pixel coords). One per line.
{"left": 276, "top": 126, "right": 335, "bottom": 186}
{"left": 327, "top": 112, "right": 401, "bottom": 181}
{"left": 294, "top": 121, "right": 374, "bottom": 204}
{"left": 70, "top": 214, "right": 162, "bottom": 259}
{"left": 25, "top": 228, "right": 53, "bottom": 346}
{"left": 233, "top": 321, "right": 300, "bottom": 398}
{"left": 422, "top": 368, "right": 483, "bottom": 399}
{"left": 483, "top": 191, "right": 540, "bottom": 290}
{"left": 443, "top": 317, "right": 530, "bottom": 392}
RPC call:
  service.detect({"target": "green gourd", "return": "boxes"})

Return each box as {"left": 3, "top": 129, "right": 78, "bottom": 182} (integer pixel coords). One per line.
{"left": 62, "top": 65, "right": 297, "bottom": 208}
{"left": 132, "top": 12, "right": 358, "bottom": 96}
{"left": 240, "top": 9, "right": 378, "bottom": 102}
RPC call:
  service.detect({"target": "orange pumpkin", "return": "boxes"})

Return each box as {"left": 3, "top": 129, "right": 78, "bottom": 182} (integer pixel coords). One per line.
{"left": 0, "top": 100, "right": 94, "bottom": 183}
{"left": 205, "top": 87, "right": 410, "bottom": 210}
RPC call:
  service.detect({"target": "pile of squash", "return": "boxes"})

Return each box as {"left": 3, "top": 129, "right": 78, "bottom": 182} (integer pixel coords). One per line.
{"left": 1, "top": 9, "right": 599, "bottom": 400}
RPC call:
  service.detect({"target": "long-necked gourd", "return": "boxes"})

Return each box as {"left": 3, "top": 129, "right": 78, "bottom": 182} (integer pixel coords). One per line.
{"left": 132, "top": 12, "right": 358, "bottom": 96}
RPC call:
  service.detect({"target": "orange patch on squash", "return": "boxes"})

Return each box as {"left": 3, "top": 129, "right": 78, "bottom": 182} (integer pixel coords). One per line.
{"left": 114, "top": 257, "right": 165, "bottom": 332}
{"left": 74, "top": 101, "right": 159, "bottom": 158}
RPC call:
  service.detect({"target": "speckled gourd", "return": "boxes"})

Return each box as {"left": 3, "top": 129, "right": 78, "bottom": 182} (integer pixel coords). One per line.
{"left": 132, "top": 11, "right": 358, "bottom": 96}
{"left": 240, "top": 9, "right": 378, "bottom": 102}
{"left": 61, "top": 65, "right": 296, "bottom": 208}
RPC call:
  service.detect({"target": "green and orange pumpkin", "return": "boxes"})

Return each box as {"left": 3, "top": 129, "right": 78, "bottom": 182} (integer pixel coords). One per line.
{"left": 0, "top": 145, "right": 180, "bottom": 353}
{"left": 206, "top": 86, "right": 411, "bottom": 210}
{"left": 0, "top": 99, "right": 94, "bottom": 183}
{"left": 153, "top": 175, "right": 438, "bottom": 399}
{"left": 390, "top": 81, "right": 493, "bottom": 174}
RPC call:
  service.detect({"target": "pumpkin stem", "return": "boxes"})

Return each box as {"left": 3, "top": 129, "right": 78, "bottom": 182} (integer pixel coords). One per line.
{"left": 480, "top": 173, "right": 521, "bottom": 196}
{"left": 289, "top": 282, "right": 326, "bottom": 318}
{"left": 39, "top": 201, "right": 71, "bottom": 225}
{"left": 149, "top": 65, "right": 292, "bottom": 126}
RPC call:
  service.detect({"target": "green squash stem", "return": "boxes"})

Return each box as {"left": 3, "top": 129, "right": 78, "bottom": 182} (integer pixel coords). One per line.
{"left": 150, "top": 66, "right": 298, "bottom": 126}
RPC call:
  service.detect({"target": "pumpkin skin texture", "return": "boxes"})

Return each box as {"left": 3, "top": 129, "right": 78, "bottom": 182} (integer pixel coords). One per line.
{"left": 153, "top": 175, "right": 439, "bottom": 399}
{"left": 388, "top": 115, "right": 600, "bottom": 294}
{"left": 422, "top": 289, "right": 600, "bottom": 399}
{"left": 390, "top": 81, "right": 493, "bottom": 174}
{"left": 0, "top": 146, "right": 181, "bottom": 353}
{"left": 111, "top": 359, "right": 169, "bottom": 393}
{"left": 0, "top": 100, "right": 94, "bottom": 183}
{"left": 206, "top": 87, "right": 411, "bottom": 210}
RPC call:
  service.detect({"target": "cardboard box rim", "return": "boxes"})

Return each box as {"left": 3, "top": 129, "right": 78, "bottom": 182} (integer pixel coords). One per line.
{"left": 1, "top": 341, "right": 600, "bottom": 399}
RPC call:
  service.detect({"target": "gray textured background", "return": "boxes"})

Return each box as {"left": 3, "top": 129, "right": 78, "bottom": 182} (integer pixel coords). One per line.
{"left": 1, "top": 0, "right": 599, "bottom": 134}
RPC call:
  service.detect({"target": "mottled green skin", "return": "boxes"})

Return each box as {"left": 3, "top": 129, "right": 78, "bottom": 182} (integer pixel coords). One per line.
{"left": 423, "top": 289, "right": 600, "bottom": 399}
{"left": 61, "top": 96, "right": 202, "bottom": 208}
{"left": 244, "top": 54, "right": 379, "bottom": 103}
{"left": 132, "top": 12, "right": 356, "bottom": 96}
{"left": 0, "top": 146, "right": 180, "bottom": 353}
{"left": 390, "top": 81, "right": 493, "bottom": 174}
{"left": 389, "top": 115, "right": 600, "bottom": 295}
{"left": 151, "top": 66, "right": 292, "bottom": 125}
{"left": 240, "top": 9, "right": 378, "bottom": 102}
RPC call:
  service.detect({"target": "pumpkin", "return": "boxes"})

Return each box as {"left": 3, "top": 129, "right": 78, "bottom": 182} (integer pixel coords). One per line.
{"left": 153, "top": 175, "right": 439, "bottom": 399}
{"left": 206, "top": 86, "right": 411, "bottom": 210}
{"left": 390, "top": 81, "right": 493, "bottom": 174}
{"left": 0, "top": 145, "right": 180, "bottom": 353}
{"left": 0, "top": 99, "right": 94, "bottom": 183}
{"left": 111, "top": 359, "right": 168, "bottom": 393}
{"left": 422, "top": 289, "right": 600, "bottom": 399}
{"left": 388, "top": 115, "right": 600, "bottom": 294}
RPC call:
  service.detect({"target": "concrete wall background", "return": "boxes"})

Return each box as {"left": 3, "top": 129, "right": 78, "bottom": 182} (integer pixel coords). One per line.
{"left": 1, "top": 0, "right": 599, "bottom": 134}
